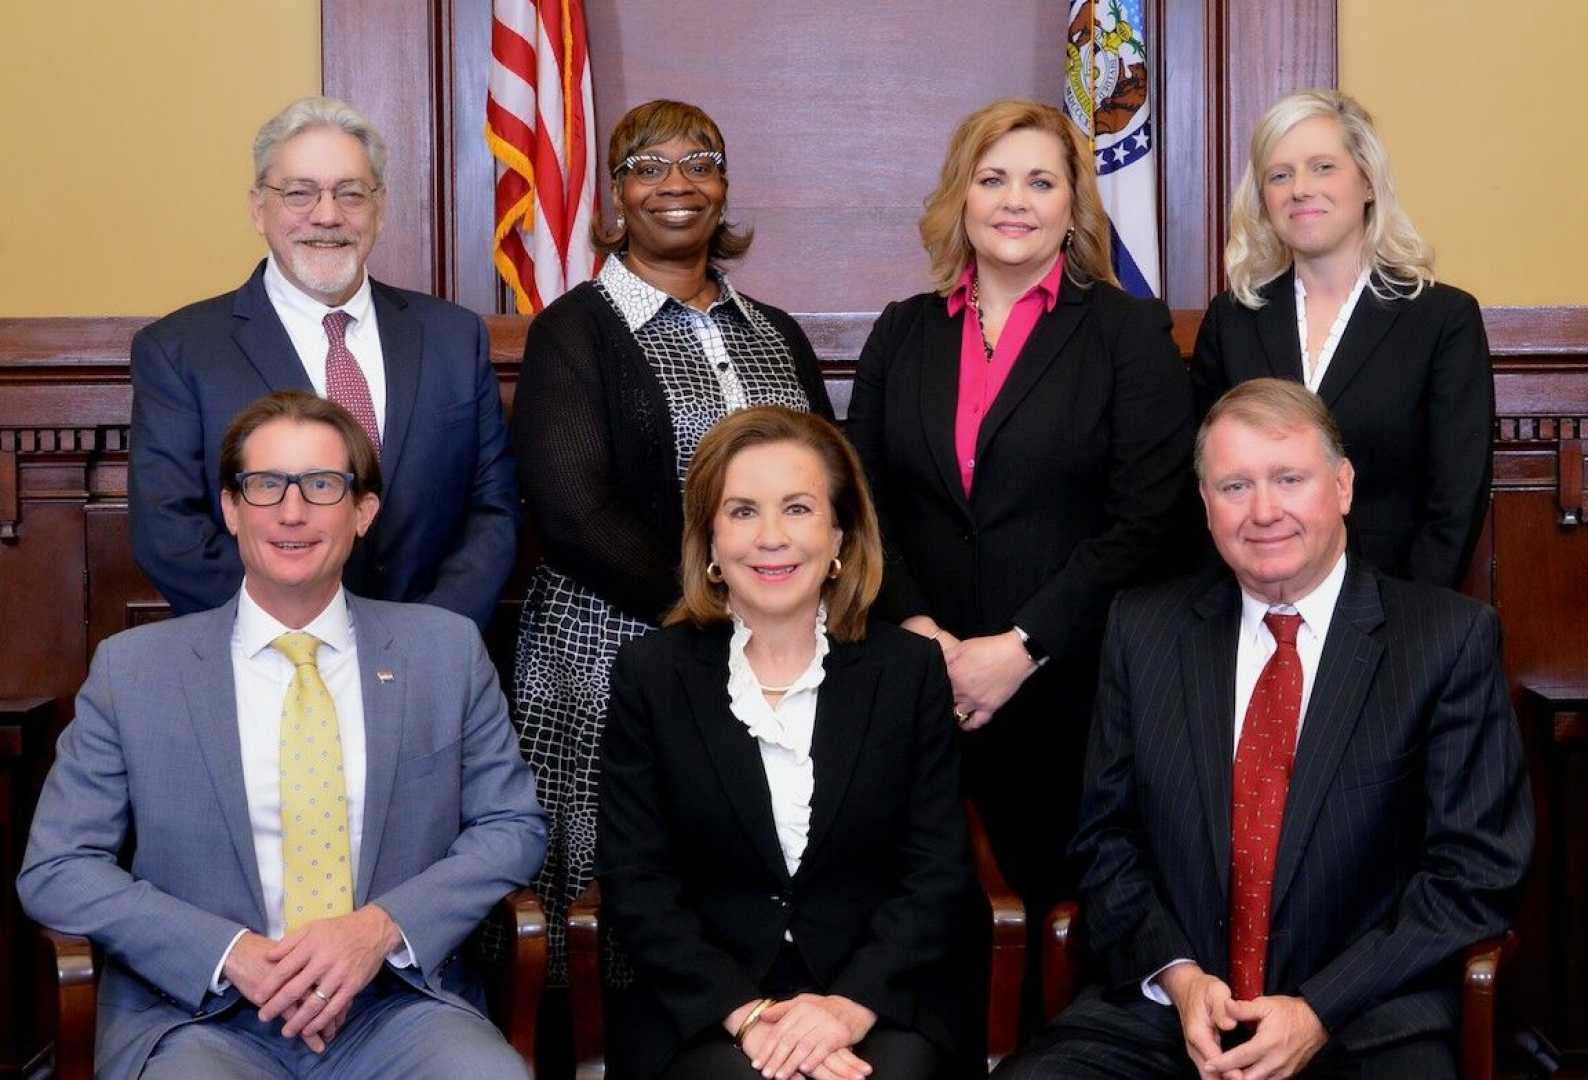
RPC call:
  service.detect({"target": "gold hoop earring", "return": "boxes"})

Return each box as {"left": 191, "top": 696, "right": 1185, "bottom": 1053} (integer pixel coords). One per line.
{"left": 706, "top": 561, "right": 723, "bottom": 583}
{"left": 827, "top": 557, "right": 843, "bottom": 580}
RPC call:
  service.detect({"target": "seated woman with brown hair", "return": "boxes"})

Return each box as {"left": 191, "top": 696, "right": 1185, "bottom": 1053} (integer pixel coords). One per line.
{"left": 597, "top": 406, "right": 980, "bottom": 1079}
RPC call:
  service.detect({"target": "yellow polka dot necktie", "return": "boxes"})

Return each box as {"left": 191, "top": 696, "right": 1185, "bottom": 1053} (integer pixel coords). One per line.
{"left": 272, "top": 631, "right": 354, "bottom": 931}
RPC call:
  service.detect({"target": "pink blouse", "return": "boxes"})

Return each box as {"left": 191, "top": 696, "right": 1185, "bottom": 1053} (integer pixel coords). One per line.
{"left": 944, "top": 256, "right": 1066, "bottom": 495}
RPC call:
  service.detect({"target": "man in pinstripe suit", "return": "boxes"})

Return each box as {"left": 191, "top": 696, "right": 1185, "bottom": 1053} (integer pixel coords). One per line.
{"left": 996, "top": 379, "right": 1532, "bottom": 1079}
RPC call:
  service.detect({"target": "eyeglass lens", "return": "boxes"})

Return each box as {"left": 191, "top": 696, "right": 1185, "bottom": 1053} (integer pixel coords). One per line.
{"left": 239, "top": 471, "right": 351, "bottom": 506}
{"left": 624, "top": 152, "right": 722, "bottom": 185}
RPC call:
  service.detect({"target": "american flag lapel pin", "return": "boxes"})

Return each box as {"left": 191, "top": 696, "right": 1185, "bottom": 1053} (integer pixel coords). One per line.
{"left": 376, "top": 669, "right": 396, "bottom": 684}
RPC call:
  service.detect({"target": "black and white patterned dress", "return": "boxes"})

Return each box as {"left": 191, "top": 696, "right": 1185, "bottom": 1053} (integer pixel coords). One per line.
{"left": 513, "top": 256, "right": 813, "bottom": 982}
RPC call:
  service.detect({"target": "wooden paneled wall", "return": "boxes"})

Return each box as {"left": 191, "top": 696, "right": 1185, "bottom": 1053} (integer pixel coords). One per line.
{"left": 326, "top": 0, "right": 1335, "bottom": 315}
{"left": 5, "top": 0, "right": 1588, "bottom": 1070}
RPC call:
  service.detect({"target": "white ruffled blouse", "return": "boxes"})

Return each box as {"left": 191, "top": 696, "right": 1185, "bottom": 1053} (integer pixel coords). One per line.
{"left": 725, "top": 605, "right": 830, "bottom": 880}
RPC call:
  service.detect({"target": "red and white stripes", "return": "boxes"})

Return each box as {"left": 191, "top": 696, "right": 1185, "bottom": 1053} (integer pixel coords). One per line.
{"left": 487, "top": 0, "right": 598, "bottom": 314}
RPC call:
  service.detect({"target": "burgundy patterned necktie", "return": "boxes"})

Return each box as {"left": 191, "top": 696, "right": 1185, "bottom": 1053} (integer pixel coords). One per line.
{"left": 1229, "top": 610, "right": 1304, "bottom": 1000}
{"left": 322, "top": 311, "right": 381, "bottom": 458}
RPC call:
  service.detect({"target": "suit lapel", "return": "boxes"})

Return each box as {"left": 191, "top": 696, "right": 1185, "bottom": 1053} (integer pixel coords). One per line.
{"left": 918, "top": 300, "right": 972, "bottom": 519}
{"left": 371, "top": 281, "right": 421, "bottom": 485}
{"left": 348, "top": 596, "right": 408, "bottom": 903}
{"left": 231, "top": 263, "right": 315, "bottom": 393}
{"left": 179, "top": 598, "right": 268, "bottom": 926}
{"left": 1314, "top": 280, "right": 1402, "bottom": 408}
{"left": 1254, "top": 270, "right": 1304, "bottom": 381}
{"left": 1180, "top": 579, "right": 1241, "bottom": 902}
{"left": 801, "top": 643, "right": 880, "bottom": 866}
{"left": 974, "top": 279, "right": 1085, "bottom": 462}
{"left": 682, "top": 632, "right": 791, "bottom": 884}
{"left": 1268, "top": 563, "right": 1385, "bottom": 913}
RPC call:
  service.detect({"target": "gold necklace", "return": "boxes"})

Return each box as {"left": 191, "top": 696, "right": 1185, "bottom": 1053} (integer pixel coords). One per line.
{"left": 970, "top": 278, "right": 995, "bottom": 360}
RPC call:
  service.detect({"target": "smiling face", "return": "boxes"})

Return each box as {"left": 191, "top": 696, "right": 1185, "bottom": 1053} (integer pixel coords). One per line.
{"left": 249, "top": 125, "right": 384, "bottom": 306}
{"left": 1260, "top": 115, "right": 1373, "bottom": 264}
{"left": 221, "top": 417, "right": 380, "bottom": 625}
{"left": 1199, "top": 416, "right": 1354, "bottom": 605}
{"left": 614, "top": 133, "right": 726, "bottom": 265}
{"left": 963, "top": 126, "right": 1073, "bottom": 279}
{"left": 710, "top": 440, "right": 843, "bottom": 634}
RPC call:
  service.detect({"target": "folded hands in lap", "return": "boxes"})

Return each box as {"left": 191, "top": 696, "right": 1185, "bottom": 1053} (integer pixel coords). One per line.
{"left": 222, "top": 903, "right": 402, "bottom": 1054}
{"left": 1157, "top": 963, "right": 1327, "bottom": 1080}
{"left": 726, "top": 993, "right": 879, "bottom": 1079}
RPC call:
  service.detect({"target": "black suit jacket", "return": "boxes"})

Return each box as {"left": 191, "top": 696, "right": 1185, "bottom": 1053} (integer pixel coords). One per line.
{"left": 597, "top": 621, "right": 978, "bottom": 1077}
{"left": 1190, "top": 271, "right": 1493, "bottom": 588}
{"left": 1070, "top": 560, "right": 1532, "bottom": 1052}
{"left": 847, "top": 276, "right": 1195, "bottom": 674}
{"left": 129, "top": 261, "right": 519, "bottom": 629}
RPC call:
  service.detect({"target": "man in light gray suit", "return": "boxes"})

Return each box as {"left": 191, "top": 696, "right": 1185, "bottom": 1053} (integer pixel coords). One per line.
{"left": 20, "top": 390, "right": 546, "bottom": 1079}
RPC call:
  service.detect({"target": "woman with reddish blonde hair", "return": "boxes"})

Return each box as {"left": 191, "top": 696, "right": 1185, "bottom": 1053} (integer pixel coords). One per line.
{"left": 598, "top": 407, "right": 981, "bottom": 1078}
{"left": 847, "top": 97, "right": 1194, "bottom": 998}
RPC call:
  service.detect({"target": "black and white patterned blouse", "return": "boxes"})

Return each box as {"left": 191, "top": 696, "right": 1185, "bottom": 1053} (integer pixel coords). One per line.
{"left": 512, "top": 255, "right": 813, "bottom": 984}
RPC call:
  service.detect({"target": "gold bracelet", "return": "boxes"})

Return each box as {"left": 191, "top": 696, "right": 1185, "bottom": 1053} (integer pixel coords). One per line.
{"left": 734, "top": 997, "right": 776, "bottom": 1047}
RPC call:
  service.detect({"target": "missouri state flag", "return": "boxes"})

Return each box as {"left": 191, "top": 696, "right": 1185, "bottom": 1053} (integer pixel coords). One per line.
{"left": 1064, "top": 0, "right": 1161, "bottom": 298}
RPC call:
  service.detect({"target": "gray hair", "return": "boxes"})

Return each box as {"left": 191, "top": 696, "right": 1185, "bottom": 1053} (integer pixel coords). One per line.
{"left": 252, "top": 96, "right": 388, "bottom": 188}
{"left": 1194, "top": 378, "right": 1346, "bottom": 480}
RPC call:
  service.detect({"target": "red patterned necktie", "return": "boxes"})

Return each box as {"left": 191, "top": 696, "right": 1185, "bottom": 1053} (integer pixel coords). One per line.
{"left": 1229, "top": 610, "right": 1304, "bottom": 1000}
{"left": 322, "top": 311, "right": 382, "bottom": 458}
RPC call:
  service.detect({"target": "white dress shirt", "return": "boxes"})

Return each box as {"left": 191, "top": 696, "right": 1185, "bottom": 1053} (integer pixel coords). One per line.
{"left": 1294, "top": 268, "right": 1370, "bottom": 391}
{"left": 725, "top": 605, "right": 829, "bottom": 945}
{"left": 263, "top": 255, "right": 388, "bottom": 435}
{"left": 1142, "top": 553, "right": 1347, "bottom": 1005}
{"left": 211, "top": 584, "right": 410, "bottom": 991}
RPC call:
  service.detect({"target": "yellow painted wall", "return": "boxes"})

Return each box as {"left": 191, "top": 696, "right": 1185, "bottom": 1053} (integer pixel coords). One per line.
{"left": 0, "top": 2, "right": 320, "bottom": 316}
{"left": 1340, "top": 0, "right": 1585, "bottom": 306}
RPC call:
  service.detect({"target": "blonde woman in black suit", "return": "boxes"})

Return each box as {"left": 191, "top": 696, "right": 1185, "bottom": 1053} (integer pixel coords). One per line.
{"left": 847, "top": 99, "right": 1194, "bottom": 940}
{"left": 1192, "top": 89, "right": 1492, "bottom": 588}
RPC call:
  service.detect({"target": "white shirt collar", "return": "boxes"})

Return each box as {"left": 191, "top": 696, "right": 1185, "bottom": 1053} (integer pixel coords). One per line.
{"left": 597, "top": 254, "right": 753, "bottom": 332}
{"left": 725, "top": 604, "right": 831, "bottom": 759}
{"left": 263, "top": 253, "right": 374, "bottom": 329}
{"left": 234, "top": 583, "right": 355, "bottom": 661}
{"left": 1238, "top": 550, "right": 1349, "bottom": 643}
{"left": 1292, "top": 266, "right": 1371, "bottom": 303}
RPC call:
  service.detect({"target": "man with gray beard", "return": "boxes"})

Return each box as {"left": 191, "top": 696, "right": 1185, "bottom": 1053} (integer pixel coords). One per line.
{"left": 129, "top": 95, "right": 518, "bottom": 631}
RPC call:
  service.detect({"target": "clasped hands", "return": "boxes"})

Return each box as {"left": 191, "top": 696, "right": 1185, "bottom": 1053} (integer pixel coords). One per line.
{"left": 723, "top": 993, "right": 878, "bottom": 1080}
{"left": 1158, "top": 963, "right": 1328, "bottom": 1080}
{"left": 903, "top": 617, "right": 1037, "bottom": 731}
{"left": 221, "top": 904, "right": 402, "bottom": 1054}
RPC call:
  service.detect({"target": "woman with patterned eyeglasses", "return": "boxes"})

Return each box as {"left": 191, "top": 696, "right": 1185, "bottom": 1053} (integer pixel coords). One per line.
{"left": 509, "top": 99, "right": 833, "bottom": 998}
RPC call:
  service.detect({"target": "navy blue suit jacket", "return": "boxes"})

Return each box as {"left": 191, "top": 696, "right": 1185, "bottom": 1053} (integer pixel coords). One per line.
{"left": 129, "top": 261, "right": 519, "bottom": 628}
{"left": 1070, "top": 560, "right": 1533, "bottom": 1052}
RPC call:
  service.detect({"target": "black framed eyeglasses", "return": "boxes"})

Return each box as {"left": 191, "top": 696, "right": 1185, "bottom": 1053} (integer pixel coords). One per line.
{"left": 258, "top": 181, "right": 382, "bottom": 213}
{"left": 613, "top": 150, "right": 724, "bottom": 185}
{"left": 234, "top": 470, "right": 356, "bottom": 506}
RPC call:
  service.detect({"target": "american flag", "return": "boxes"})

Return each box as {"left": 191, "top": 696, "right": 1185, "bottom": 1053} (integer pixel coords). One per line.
{"left": 486, "top": 0, "right": 598, "bottom": 314}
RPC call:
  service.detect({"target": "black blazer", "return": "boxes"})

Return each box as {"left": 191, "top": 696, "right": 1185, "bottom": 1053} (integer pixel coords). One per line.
{"left": 512, "top": 282, "right": 833, "bottom": 624}
{"left": 1069, "top": 560, "right": 1532, "bottom": 1053}
{"left": 846, "top": 277, "right": 1195, "bottom": 673}
{"left": 1190, "top": 271, "right": 1493, "bottom": 588}
{"left": 597, "top": 621, "right": 978, "bottom": 1077}
{"left": 128, "top": 261, "right": 520, "bottom": 629}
